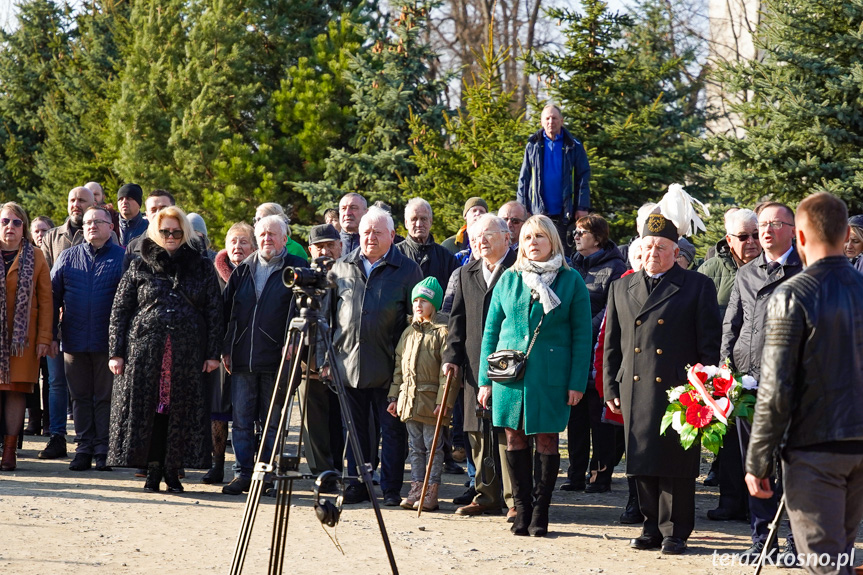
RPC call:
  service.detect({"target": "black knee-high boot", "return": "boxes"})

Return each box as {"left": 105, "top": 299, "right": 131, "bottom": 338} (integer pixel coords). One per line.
{"left": 619, "top": 476, "right": 644, "bottom": 524}
{"left": 530, "top": 453, "right": 560, "bottom": 536}
{"left": 505, "top": 448, "right": 534, "bottom": 536}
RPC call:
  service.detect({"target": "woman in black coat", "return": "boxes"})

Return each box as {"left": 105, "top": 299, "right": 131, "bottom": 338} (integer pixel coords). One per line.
{"left": 108, "top": 207, "right": 223, "bottom": 493}
{"left": 563, "top": 214, "right": 627, "bottom": 493}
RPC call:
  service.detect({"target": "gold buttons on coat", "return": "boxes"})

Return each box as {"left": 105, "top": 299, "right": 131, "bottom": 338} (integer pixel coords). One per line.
{"left": 636, "top": 320, "right": 642, "bottom": 326}
{"left": 658, "top": 319, "right": 664, "bottom": 325}
{"left": 635, "top": 348, "right": 641, "bottom": 353}
{"left": 656, "top": 349, "right": 663, "bottom": 355}
{"left": 633, "top": 375, "right": 640, "bottom": 382}
{"left": 655, "top": 377, "right": 662, "bottom": 383}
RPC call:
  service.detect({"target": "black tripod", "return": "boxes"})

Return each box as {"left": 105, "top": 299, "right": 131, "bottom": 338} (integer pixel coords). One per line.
{"left": 229, "top": 273, "right": 399, "bottom": 575}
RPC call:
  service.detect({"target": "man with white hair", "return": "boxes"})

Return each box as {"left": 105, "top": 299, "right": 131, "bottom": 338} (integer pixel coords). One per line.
{"left": 517, "top": 103, "right": 591, "bottom": 248}
{"left": 220, "top": 215, "right": 308, "bottom": 495}
{"left": 327, "top": 207, "right": 423, "bottom": 505}
{"left": 698, "top": 208, "right": 762, "bottom": 318}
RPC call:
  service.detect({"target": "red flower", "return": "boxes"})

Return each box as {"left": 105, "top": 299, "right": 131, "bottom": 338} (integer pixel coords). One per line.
{"left": 713, "top": 376, "right": 733, "bottom": 397}
{"left": 694, "top": 370, "right": 709, "bottom": 384}
{"left": 686, "top": 404, "right": 713, "bottom": 428}
{"left": 679, "top": 390, "right": 701, "bottom": 407}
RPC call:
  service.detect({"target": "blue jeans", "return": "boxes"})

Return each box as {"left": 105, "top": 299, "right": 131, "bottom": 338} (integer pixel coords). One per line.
{"left": 230, "top": 371, "right": 280, "bottom": 479}
{"left": 406, "top": 420, "right": 444, "bottom": 484}
{"left": 47, "top": 352, "right": 68, "bottom": 436}
{"left": 344, "top": 387, "right": 407, "bottom": 496}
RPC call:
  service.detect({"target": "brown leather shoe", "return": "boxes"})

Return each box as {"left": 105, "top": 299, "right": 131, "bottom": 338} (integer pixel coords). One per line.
{"left": 455, "top": 501, "right": 501, "bottom": 516}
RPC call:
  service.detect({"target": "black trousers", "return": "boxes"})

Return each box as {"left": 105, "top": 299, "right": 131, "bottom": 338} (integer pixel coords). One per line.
{"left": 738, "top": 417, "right": 792, "bottom": 544}
{"left": 714, "top": 423, "right": 748, "bottom": 516}
{"left": 636, "top": 475, "right": 696, "bottom": 540}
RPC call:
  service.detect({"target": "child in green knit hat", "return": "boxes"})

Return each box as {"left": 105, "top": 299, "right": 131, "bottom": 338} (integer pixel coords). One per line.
{"left": 386, "top": 276, "right": 456, "bottom": 511}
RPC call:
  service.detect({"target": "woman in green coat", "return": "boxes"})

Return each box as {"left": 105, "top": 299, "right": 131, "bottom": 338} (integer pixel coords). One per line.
{"left": 478, "top": 214, "right": 592, "bottom": 537}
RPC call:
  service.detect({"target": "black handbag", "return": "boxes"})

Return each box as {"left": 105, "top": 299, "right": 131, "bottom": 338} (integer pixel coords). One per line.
{"left": 486, "top": 316, "right": 544, "bottom": 383}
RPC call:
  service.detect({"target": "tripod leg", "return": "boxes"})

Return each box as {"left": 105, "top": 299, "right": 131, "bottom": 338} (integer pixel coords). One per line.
{"left": 324, "top": 334, "right": 399, "bottom": 575}
{"left": 754, "top": 494, "right": 785, "bottom": 575}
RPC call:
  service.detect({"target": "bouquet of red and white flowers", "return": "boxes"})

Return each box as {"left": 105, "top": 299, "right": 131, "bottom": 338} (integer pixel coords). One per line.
{"left": 660, "top": 362, "right": 758, "bottom": 454}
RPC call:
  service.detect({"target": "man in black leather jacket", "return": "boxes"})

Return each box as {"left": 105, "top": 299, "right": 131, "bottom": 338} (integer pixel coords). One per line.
{"left": 745, "top": 193, "right": 863, "bottom": 575}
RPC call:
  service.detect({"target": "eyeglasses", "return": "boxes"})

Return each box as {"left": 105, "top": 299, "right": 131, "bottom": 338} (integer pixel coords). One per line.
{"left": 1, "top": 218, "right": 23, "bottom": 228}
{"left": 572, "top": 229, "right": 591, "bottom": 238}
{"left": 83, "top": 219, "right": 110, "bottom": 227}
{"left": 758, "top": 221, "right": 794, "bottom": 230}
{"left": 730, "top": 233, "right": 757, "bottom": 242}
{"left": 478, "top": 231, "right": 505, "bottom": 241}
{"left": 501, "top": 217, "right": 524, "bottom": 225}
{"left": 158, "top": 229, "right": 184, "bottom": 239}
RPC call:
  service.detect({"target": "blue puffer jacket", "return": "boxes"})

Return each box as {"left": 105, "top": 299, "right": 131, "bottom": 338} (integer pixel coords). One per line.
{"left": 51, "top": 242, "right": 126, "bottom": 353}
{"left": 516, "top": 127, "right": 591, "bottom": 223}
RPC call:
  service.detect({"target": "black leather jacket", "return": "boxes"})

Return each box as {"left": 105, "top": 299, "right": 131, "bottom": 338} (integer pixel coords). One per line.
{"left": 745, "top": 256, "right": 863, "bottom": 478}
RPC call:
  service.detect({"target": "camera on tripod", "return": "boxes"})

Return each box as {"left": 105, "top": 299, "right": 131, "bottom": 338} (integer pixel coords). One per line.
{"left": 282, "top": 256, "right": 335, "bottom": 291}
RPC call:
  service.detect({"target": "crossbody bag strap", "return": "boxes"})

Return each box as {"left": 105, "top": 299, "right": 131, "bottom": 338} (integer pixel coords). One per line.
{"left": 524, "top": 315, "right": 545, "bottom": 359}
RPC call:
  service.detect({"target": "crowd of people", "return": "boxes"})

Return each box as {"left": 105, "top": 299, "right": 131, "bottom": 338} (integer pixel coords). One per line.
{"left": 0, "top": 103, "right": 861, "bottom": 575}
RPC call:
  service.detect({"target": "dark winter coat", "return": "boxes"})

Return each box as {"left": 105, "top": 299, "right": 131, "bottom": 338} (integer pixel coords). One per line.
{"left": 328, "top": 246, "right": 424, "bottom": 389}
{"left": 517, "top": 127, "right": 591, "bottom": 223}
{"left": 571, "top": 242, "right": 627, "bottom": 345}
{"left": 696, "top": 239, "right": 739, "bottom": 319}
{"left": 117, "top": 212, "right": 149, "bottom": 248}
{"left": 603, "top": 264, "right": 721, "bottom": 477}
{"left": 222, "top": 249, "right": 307, "bottom": 373}
{"left": 51, "top": 242, "right": 125, "bottom": 353}
{"left": 720, "top": 249, "right": 802, "bottom": 379}
{"left": 107, "top": 239, "right": 223, "bottom": 469}
{"left": 396, "top": 233, "right": 459, "bottom": 289}
{"left": 442, "top": 249, "right": 517, "bottom": 432}
{"left": 746, "top": 257, "right": 863, "bottom": 478}
{"left": 210, "top": 249, "right": 236, "bottom": 414}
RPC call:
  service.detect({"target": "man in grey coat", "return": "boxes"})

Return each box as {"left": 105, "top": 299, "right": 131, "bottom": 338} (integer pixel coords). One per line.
{"left": 327, "top": 207, "right": 423, "bottom": 506}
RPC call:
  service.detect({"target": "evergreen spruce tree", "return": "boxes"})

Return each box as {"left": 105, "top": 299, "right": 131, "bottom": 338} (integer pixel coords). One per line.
{"left": 109, "top": 0, "right": 189, "bottom": 196}
{"left": 34, "top": 0, "right": 131, "bottom": 211}
{"left": 527, "top": 0, "right": 707, "bottom": 239}
{"left": 294, "top": 0, "right": 448, "bottom": 222}
{"left": 0, "top": 0, "right": 69, "bottom": 209}
{"left": 704, "top": 0, "right": 863, "bottom": 212}
{"left": 403, "top": 36, "right": 532, "bottom": 238}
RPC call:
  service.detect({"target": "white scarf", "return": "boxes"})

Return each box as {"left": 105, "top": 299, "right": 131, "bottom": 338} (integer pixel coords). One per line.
{"left": 516, "top": 254, "right": 563, "bottom": 314}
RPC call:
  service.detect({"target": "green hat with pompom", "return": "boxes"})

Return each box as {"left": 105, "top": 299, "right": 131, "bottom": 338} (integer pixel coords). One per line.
{"left": 411, "top": 276, "right": 443, "bottom": 311}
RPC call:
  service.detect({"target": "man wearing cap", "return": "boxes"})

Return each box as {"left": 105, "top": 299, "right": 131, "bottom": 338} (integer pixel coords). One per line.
{"left": 299, "top": 224, "right": 344, "bottom": 482}
{"left": 441, "top": 197, "right": 488, "bottom": 255}
{"left": 116, "top": 183, "right": 148, "bottom": 248}
{"left": 517, "top": 103, "right": 591, "bottom": 248}
{"left": 603, "top": 213, "right": 721, "bottom": 555}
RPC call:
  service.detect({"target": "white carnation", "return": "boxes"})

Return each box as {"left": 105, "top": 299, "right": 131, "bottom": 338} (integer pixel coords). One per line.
{"left": 668, "top": 386, "right": 686, "bottom": 402}
{"left": 702, "top": 365, "right": 718, "bottom": 378}
{"left": 741, "top": 375, "right": 759, "bottom": 390}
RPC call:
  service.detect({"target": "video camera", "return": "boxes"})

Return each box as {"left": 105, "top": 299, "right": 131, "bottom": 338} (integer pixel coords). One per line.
{"left": 282, "top": 256, "right": 335, "bottom": 291}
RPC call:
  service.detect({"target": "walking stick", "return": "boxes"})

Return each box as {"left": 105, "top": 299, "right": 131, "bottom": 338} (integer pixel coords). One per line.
{"left": 417, "top": 371, "right": 455, "bottom": 518}
{"left": 754, "top": 493, "right": 785, "bottom": 575}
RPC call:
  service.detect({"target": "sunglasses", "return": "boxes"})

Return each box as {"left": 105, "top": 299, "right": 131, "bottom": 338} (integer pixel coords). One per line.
{"left": 730, "top": 233, "right": 758, "bottom": 242}
{"left": 158, "top": 229, "right": 184, "bottom": 239}
{"left": 1, "top": 218, "right": 23, "bottom": 228}
{"left": 501, "top": 217, "right": 524, "bottom": 225}
{"left": 572, "top": 229, "right": 591, "bottom": 238}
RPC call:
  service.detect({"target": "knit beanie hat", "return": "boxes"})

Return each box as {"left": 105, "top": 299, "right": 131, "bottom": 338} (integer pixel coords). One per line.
{"left": 117, "top": 183, "right": 143, "bottom": 207}
{"left": 187, "top": 212, "right": 208, "bottom": 237}
{"left": 462, "top": 197, "right": 489, "bottom": 218}
{"left": 411, "top": 276, "right": 443, "bottom": 311}
{"left": 678, "top": 236, "right": 696, "bottom": 264}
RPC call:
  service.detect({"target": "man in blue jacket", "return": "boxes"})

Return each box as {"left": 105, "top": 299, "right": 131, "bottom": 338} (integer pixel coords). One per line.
{"left": 51, "top": 206, "right": 126, "bottom": 471}
{"left": 517, "top": 104, "right": 591, "bottom": 250}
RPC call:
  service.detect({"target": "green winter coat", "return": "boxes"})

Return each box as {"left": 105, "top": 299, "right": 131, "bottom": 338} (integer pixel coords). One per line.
{"left": 388, "top": 316, "right": 458, "bottom": 426}
{"left": 478, "top": 267, "right": 592, "bottom": 434}
{"left": 697, "top": 239, "right": 738, "bottom": 318}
